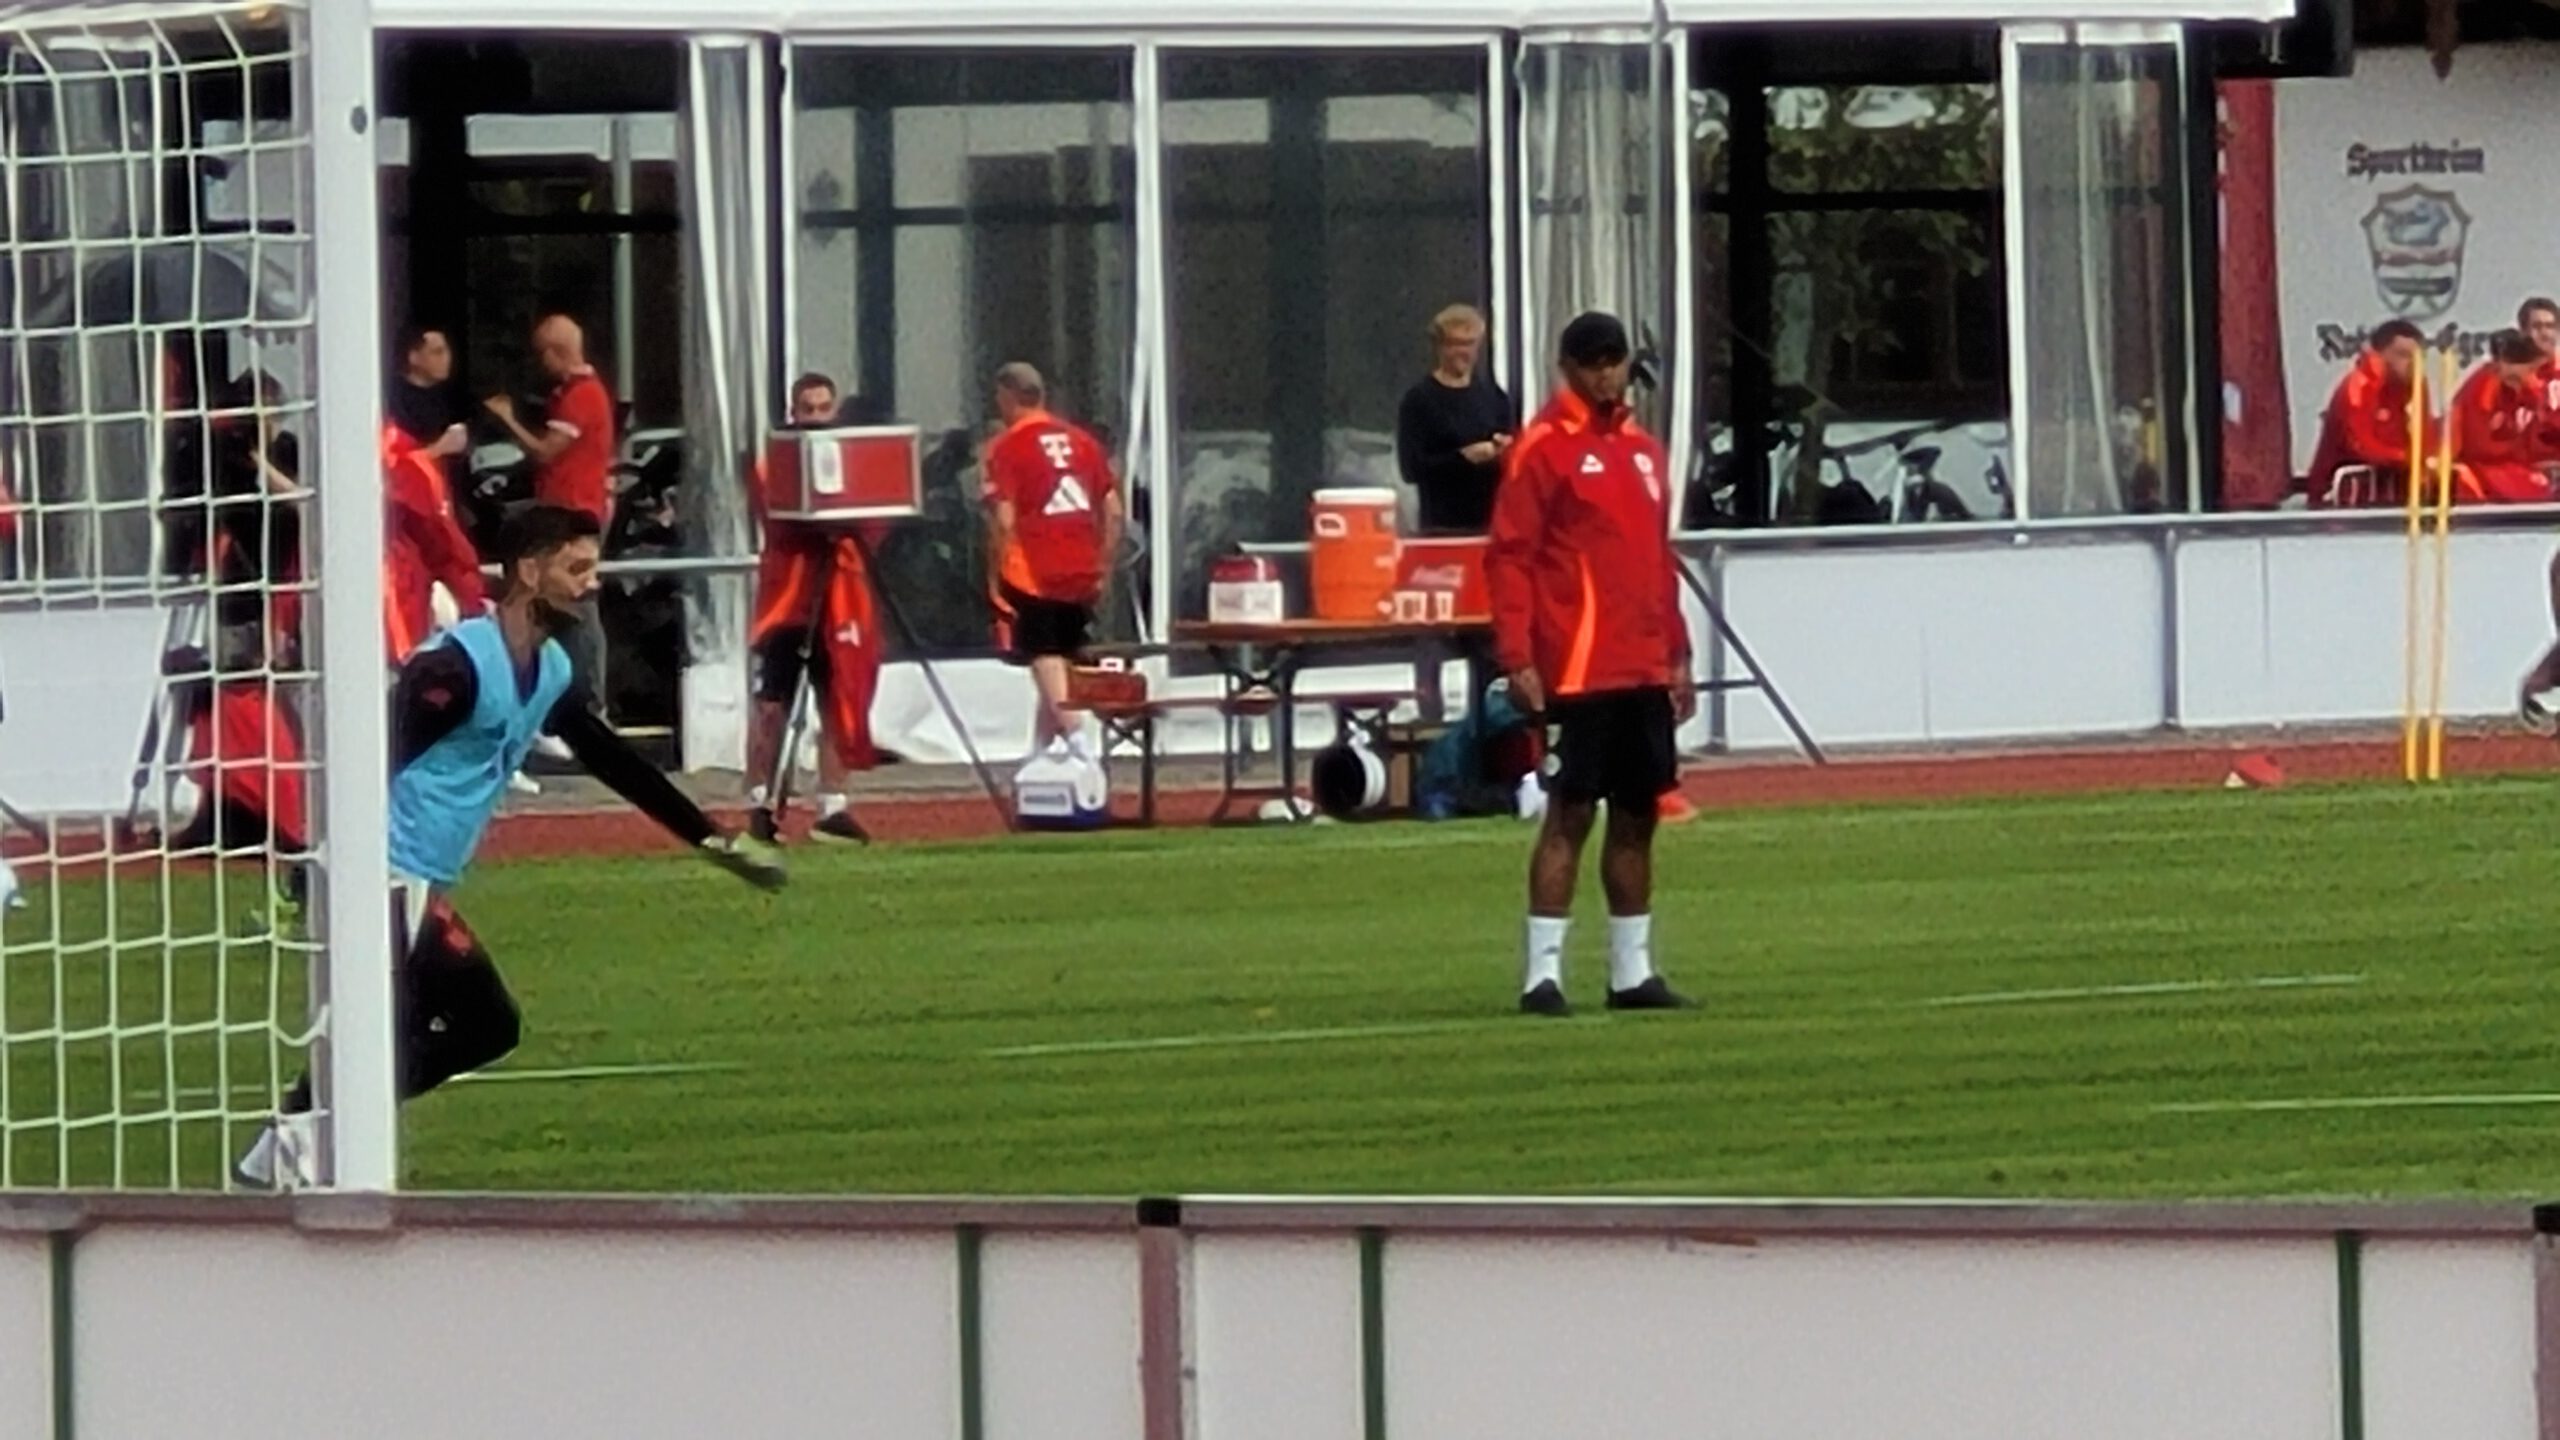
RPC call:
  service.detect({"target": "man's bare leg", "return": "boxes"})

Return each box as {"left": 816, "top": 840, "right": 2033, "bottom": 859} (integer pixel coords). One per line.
{"left": 1030, "top": 654, "right": 1074, "bottom": 748}
{"left": 1598, "top": 804, "right": 1686, "bottom": 1006}
{"left": 808, "top": 730, "right": 870, "bottom": 844}
{"left": 1520, "top": 798, "right": 1597, "bottom": 1014}
{"left": 746, "top": 696, "right": 788, "bottom": 838}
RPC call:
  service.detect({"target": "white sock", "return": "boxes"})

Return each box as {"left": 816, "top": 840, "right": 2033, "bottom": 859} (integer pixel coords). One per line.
{"left": 1608, "top": 914, "right": 1656, "bottom": 992}
{"left": 1523, "top": 915, "right": 1568, "bottom": 994}
{"left": 818, "top": 792, "right": 849, "bottom": 818}
{"left": 748, "top": 783, "right": 771, "bottom": 807}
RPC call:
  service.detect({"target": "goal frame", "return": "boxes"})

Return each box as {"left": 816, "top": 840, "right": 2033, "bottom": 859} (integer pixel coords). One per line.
{"left": 305, "top": 0, "right": 397, "bottom": 1193}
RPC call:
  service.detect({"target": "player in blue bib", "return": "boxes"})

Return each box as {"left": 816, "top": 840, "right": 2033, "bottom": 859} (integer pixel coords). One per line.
{"left": 236, "top": 505, "right": 784, "bottom": 1188}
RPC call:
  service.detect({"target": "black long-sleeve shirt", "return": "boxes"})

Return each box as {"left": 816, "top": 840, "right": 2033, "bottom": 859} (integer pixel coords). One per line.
{"left": 1394, "top": 373, "right": 1515, "bottom": 534}
{"left": 393, "top": 642, "right": 715, "bottom": 847}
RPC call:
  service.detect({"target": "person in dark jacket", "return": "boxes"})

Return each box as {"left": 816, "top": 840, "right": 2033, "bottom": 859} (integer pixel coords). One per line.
{"left": 1394, "top": 304, "right": 1515, "bottom": 534}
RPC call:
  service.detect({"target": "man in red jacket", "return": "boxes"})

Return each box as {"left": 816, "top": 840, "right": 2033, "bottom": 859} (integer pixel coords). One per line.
{"left": 1487, "top": 312, "right": 1694, "bottom": 1018}
{"left": 2305, "top": 320, "right": 2424, "bottom": 507}
{"left": 381, "top": 423, "right": 484, "bottom": 663}
{"left": 747, "top": 372, "right": 879, "bottom": 846}
{"left": 2451, "top": 331, "right": 2555, "bottom": 506}
{"left": 2519, "top": 297, "right": 2560, "bottom": 466}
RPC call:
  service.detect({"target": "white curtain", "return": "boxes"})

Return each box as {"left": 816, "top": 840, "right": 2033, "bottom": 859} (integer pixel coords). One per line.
{"left": 1519, "top": 41, "right": 1666, "bottom": 428}
{"left": 2010, "top": 28, "right": 2189, "bottom": 518}
{"left": 676, "top": 36, "right": 768, "bottom": 770}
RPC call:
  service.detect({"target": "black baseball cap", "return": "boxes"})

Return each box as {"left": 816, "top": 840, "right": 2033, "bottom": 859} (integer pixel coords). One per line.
{"left": 1558, "top": 311, "right": 1631, "bottom": 367}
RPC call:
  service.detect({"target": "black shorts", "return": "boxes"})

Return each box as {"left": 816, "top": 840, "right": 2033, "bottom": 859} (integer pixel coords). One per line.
{"left": 751, "top": 632, "right": 831, "bottom": 704}
{"left": 999, "top": 582, "right": 1093, "bottom": 662}
{"left": 1543, "top": 688, "right": 1678, "bottom": 816}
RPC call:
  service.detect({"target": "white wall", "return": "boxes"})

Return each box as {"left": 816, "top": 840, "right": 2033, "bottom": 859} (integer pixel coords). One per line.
{"left": 1709, "top": 535, "right": 2169, "bottom": 751}
{"left": 1696, "top": 522, "right": 2554, "bottom": 754}
{"left": 2175, "top": 528, "right": 2552, "bottom": 730}
{"left": 0, "top": 1202, "right": 2542, "bottom": 1440}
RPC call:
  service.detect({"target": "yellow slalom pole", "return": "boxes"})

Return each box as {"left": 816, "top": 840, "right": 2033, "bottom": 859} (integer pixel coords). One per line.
{"left": 2426, "top": 347, "right": 2458, "bottom": 781}
{"left": 2402, "top": 352, "right": 2428, "bottom": 783}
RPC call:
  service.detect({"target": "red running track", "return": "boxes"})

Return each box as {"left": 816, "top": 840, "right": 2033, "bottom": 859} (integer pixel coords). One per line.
{"left": 472, "top": 729, "right": 2560, "bottom": 862}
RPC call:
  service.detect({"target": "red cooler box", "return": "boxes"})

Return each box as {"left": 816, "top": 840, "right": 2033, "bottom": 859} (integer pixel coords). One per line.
{"left": 1390, "top": 536, "right": 1489, "bottom": 622}
{"left": 763, "top": 426, "right": 924, "bottom": 523}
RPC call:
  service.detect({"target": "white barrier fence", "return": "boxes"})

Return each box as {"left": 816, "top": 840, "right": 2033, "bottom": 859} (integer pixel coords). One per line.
{"left": 0, "top": 1194, "right": 2550, "bottom": 1439}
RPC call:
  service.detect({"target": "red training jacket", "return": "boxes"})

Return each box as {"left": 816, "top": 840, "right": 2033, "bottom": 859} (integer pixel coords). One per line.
{"left": 382, "top": 425, "right": 486, "bottom": 663}
{"left": 1486, "top": 388, "right": 1686, "bottom": 699}
{"left": 2534, "top": 359, "right": 2560, "bottom": 465}
{"left": 2453, "top": 364, "right": 2544, "bottom": 469}
{"left": 2452, "top": 363, "right": 2555, "bottom": 504}
{"left": 2305, "top": 349, "right": 2418, "bottom": 499}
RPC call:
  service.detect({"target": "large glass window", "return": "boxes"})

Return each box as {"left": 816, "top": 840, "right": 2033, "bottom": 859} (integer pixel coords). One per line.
{"left": 1691, "top": 33, "right": 2012, "bottom": 529}
{"left": 792, "top": 49, "right": 1136, "bottom": 650}
{"left": 380, "top": 35, "right": 687, "bottom": 735}
{"left": 1162, "top": 50, "right": 1489, "bottom": 615}
{"left": 1521, "top": 44, "right": 1665, "bottom": 437}
{"left": 2011, "top": 35, "right": 2197, "bottom": 517}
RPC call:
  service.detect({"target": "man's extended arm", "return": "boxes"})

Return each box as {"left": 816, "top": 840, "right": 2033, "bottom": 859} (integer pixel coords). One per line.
{"left": 547, "top": 691, "right": 717, "bottom": 846}
{"left": 547, "top": 691, "right": 787, "bottom": 888}
{"left": 1483, "top": 439, "right": 1553, "bottom": 712}
{"left": 483, "top": 395, "right": 573, "bottom": 465}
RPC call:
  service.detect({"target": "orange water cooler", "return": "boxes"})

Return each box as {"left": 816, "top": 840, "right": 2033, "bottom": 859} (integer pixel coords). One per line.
{"left": 1309, "top": 487, "right": 1401, "bottom": 621}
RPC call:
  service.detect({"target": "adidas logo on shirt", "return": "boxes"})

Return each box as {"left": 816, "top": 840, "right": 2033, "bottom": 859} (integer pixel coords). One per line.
{"left": 1581, "top": 453, "right": 1606, "bottom": 475}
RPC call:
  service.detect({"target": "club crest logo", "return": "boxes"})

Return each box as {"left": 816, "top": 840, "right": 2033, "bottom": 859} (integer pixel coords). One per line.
{"left": 2362, "top": 185, "right": 2471, "bottom": 320}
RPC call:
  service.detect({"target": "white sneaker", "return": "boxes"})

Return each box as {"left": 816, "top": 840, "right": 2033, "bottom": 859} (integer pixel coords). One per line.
{"left": 507, "top": 770, "right": 542, "bottom": 796}
{"left": 532, "top": 734, "right": 574, "bottom": 762}
{"left": 233, "top": 1112, "right": 319, "bottom": 1191}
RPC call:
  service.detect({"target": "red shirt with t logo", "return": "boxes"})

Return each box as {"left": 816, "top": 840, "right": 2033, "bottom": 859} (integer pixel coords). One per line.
{"left": 983, "top": 409, "right": 1115, "bottom": 604}
{"left": 536, "top": 368, "right": 616, "bottom": 525}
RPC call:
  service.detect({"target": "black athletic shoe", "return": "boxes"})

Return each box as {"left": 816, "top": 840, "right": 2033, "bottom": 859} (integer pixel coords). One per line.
{"left": 747, "top": 805, "right": 780, "bottom": 844}
{"left": 2525, "top": 689, "right": 2557, "bottom": 737}
{"left": 811, "top": 810, "right": 872, "bottom": 846}
{"left": 1606, "top": 976, "right": 1697, "bottom": 1012}
{"left": 1519, "top": 981, "right": 1571, "bottom": 1018}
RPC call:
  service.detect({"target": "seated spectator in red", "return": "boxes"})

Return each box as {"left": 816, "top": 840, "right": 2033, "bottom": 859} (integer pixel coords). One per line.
{"left": 2450, "top": 330, "right": 2556, "bottom": 505}
{"left": 2519, "top": 297, "right": 2560, "bottom": 465}
{"left": 2306, "top": 320, "right": 2424, "bottom": 507}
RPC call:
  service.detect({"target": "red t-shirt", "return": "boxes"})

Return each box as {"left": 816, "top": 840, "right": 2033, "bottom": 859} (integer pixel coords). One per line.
{"left": 536, "top": 369, "right": 616, "bottom": 525}
{"left": 982, "top": 410, "right": 1115, "bottom": 603}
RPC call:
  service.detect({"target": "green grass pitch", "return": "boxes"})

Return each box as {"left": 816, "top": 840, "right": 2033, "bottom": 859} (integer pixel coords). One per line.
{"left": 13, "top": 779, "right": 2560, "bottom": 1198}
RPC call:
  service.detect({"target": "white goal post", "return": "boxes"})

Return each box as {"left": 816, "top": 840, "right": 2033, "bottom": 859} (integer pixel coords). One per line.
{"left": 0, "top": 0, "right": 395, "bottom": 1192}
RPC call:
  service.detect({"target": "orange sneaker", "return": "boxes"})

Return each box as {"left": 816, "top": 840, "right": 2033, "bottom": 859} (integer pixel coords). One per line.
{"left": 1658, "top": 791, "right": 1699, "bottom": 825}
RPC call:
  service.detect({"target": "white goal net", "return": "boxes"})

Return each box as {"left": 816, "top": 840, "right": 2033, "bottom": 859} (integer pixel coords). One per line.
{"left": 0, "top": 0, "right": 391, "bottom": 1190}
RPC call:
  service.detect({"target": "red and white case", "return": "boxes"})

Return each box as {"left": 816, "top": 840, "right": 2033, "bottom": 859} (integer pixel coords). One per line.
{"left": 762, "top": 426, "right": 924, "bottom": 524}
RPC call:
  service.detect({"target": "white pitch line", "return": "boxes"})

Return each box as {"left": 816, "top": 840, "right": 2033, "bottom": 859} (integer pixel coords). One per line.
{"left": 2156, "top": 1093, "right": 2560, "bottom": 1116}
{"left": 143, "top": 1061, "right": 743, "bottom": 1102}
{"left": 1919, "top": 973, "right": 2365, "bottom": 1009}
{"left": 452, "top": 1061, "right": 744, "bottom": 1086}
{"left": 986, "top": 1019, "right": 1552, "bottom": 1059}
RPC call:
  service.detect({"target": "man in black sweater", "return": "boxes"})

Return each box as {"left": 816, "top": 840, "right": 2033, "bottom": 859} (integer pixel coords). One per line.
{"left": 1394, "top": 304, "right": 1516, "bottom": 534}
